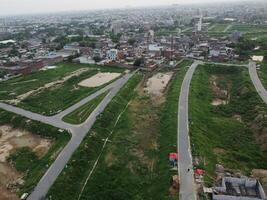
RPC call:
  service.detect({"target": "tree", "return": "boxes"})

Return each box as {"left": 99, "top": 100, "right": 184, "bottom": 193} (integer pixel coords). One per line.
{"left": 264, "top": 52, "right": 267, "bottom": 62}
{"left": 134, "top": 58, "right": 144, "bottom": 67}
{"left": 128, "top": 38, "right": 136, "bottom": 46}
{"left": 93, "top": 56, "right": 102, "bottom": 63}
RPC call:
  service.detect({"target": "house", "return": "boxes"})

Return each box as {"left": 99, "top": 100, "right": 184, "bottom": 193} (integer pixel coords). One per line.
{"left": 213, "top": 177, "right": 267, "bottom": 200}
{"left": 107, "top": 49, "right": 118, "bottom": 61}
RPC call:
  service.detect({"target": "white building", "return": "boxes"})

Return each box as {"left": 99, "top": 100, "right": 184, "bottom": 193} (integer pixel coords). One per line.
{"left": 107, "top": 49, "right": 118, "bottom": 61}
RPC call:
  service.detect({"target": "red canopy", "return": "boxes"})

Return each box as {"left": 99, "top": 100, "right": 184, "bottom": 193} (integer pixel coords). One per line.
{"left": 169, "top": 153, "right": 178, "bottom": 160}
{"left": 195, "top": 169, "right": 205, "bottom": 176}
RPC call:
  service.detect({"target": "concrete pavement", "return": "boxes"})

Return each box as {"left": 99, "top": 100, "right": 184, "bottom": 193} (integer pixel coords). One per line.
{"left": 249, "top": 61, "right": 267, "bottom": 104}
{"left": 0, "top": 71, "right": 135, "bottom": 200}
{"left": 178, "top": 60, "right": 202, "bottom": 200}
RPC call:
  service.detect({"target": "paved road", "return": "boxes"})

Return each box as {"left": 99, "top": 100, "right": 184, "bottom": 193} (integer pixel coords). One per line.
{"left": 0, "top": 71, "right": 136, "bottom": 200}
{"left": 26, "top": 72, "right": 135, "bottom": 200}
{"left": 205, "top": 61, "right": 248, "bottom": 67}
{"left": 0, "top": 102, "right": 73, "bottom": 130}
{"left": 249, "top": 61, "right": 267, "bottom": 104}
{"left": 178, "top": 61, "right": 202, "bottom": 200}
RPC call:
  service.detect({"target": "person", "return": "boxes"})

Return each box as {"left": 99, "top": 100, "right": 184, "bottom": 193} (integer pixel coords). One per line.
{"left": 187, "top": 168, "right": 190, "bottom": 172}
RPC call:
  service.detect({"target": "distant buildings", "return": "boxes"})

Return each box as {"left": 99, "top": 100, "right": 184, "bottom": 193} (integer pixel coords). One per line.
{"left": 107, "top": 49, "right": 118, "bottom": 61}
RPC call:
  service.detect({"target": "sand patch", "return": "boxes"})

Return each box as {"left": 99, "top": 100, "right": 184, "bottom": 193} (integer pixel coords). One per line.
{"left": 0, "top": 125, "right": 52, "bottom": 162}
{"left": 144, "top": 72, "right": 173, "bottom": 96}
{"left": 210, "top": 75, "right": 231, "bottom": 106}
{"left": 211, "top": 99, "right": 227, "bottom": 106}
{"left": 0, "top": 125, "right": 52, "bottom": 199}
{"left": 78, "top": 72, "right": 121, "bottom": 88}
{"left": 252, "top": 56, "right": 264, "bottom": 62}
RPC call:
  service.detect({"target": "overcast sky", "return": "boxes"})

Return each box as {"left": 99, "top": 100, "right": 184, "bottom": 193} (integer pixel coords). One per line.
{"left": 0, "top": 0, "right": 252, "bottom": 16}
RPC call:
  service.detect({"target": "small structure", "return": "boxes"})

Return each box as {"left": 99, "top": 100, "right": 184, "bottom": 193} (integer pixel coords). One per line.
{"left": 213, "top": 177, "right": 267, "bottom": 200}
{"left": 107, "top": 49, "right": 118, "bottom": 61}
{"left": 169, "top": 152, "right": 178, "bottom": 167}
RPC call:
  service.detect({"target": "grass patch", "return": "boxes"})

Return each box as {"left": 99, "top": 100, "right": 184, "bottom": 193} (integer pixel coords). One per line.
{"left": 0, "top": 109, "right": 70, "bottom": 196}
{"left": 47, "top": 73, "right": 143, "bottom": 199}
{"left": 257, "top": 61, "right": 267, "bottom": 89}
{"left": 208, "top": 24, "right": 229, "bottom": 32}
{"left": 189, "top": 64, "right": 267, "bottom": 186}
{"left": 0, "top": 63, "right": 84, "bottom": 100}
{"left": 48, "top": 60, "right": 193, "bottom": 200}
{"left": 17, "top": 66, "right": 124, "bottom": 116}
{"left": 8, "top": 147, "right": 39, "bottom": 173}
{"left": 63, "top": 91, "right": 109, "bottom": 124}
{"left": 229, "top": 24, "right": 267, "bottom": 33}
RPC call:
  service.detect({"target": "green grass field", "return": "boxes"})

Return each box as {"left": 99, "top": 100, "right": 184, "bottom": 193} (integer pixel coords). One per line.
{"left": 189, "top": 64, "right": 267, "bottom": 186}
{"left": 63, "top": 91, "right": 109, "bottom": 124}
{"left": 0, "top": 63, "right": 84, "bottom": 100}
{"left": 1, "top": 63, "right": 124, "bottom": 116}
{"left": 47, "top": 73, "right": 143, "bottom": 199}
{"left": 230, "top": 24, "right": 267, "bottom": 33}
{"left": 208, "top": 24, "right": 229, "bottom": 32}
{"left": 47, "top": 60, "right": 193, "bottom": 199}
{"left": 0, "top": 109, "right": 70, "bottom": 196}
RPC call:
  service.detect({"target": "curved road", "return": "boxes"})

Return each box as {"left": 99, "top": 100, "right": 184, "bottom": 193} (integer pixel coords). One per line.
{"left": 249, "top": 61, "right": 267, "bottom": 104}
{"left": 178, "top": 60, "right": 202, "bottom": 200}
{"left": 0, "top": 71, "right": 135, "bottom": 200}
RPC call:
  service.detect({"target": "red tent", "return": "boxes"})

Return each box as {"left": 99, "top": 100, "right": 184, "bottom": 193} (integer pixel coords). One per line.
{"left": 195, "top": 169, "right": 205, "bottom": 176}
{"left": 169, "top": 153, "right": 178, "bottom": 160}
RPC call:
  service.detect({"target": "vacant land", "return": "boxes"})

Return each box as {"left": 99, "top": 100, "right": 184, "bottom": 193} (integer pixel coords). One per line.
{"left": 229, "top": 24, "right": 267, "bottom": 33}
{"left": 144, "top": 72, "right": 173, "bottom": 96}
{"left": 63, "top": 91, "right": 109, "bottom": 124}
{"left": 48, "top": 73, "right": 143, "bottom": 199}
{"left": 79, "top": 72, "right": 121, "bottom": 88}
{"left": 0, "top": 109, "right": 70, "bottom": 199}
{"left": 189, "top": 64, "right": 267, "bottom": 186}
{"left": 208, "top": 24, "right": 229, "bottom": 32}
{"left": 1, "top": 63, "right": 124, "bottom": 116}
{"left": 48, "top": 60, "right": 192, "bottom": 199}
{"left": 0, "top": 63, "right": 85, "bottom": 101}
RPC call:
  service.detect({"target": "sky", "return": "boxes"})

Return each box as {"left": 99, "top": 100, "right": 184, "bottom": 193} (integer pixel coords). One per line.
{"left": 0, "top": 0, "right": 251, "bottom": 16}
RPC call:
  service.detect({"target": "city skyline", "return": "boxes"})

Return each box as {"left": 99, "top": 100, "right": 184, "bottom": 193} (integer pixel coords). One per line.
{"left": 0, "top": 0, "right": 257, "bottom": 16}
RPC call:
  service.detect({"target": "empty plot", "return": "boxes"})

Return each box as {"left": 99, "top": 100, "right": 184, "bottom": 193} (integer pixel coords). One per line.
{"left": 79, "top": 72, "right": 121, "bottom": 88}
{"left": 230, "top": 24, "right": 267, "bottom": 33}
{"left": 209, "top": 24, "right": 229, "bottom": 32}
{"left": 144, "top": 72, "right": 173, "bottom": 96}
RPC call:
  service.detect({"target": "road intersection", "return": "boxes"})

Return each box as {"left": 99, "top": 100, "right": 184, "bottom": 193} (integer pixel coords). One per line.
{"left": 0, "top": 71, "right": 135, "bottom": 200}
{"left": 1, "top": 60, "right": 264, "bottom": 200}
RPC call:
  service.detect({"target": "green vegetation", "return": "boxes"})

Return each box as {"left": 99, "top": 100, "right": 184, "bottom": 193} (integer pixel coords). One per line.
{"left": 63, "top": 91, "right": 109, "bottom": 124}
{"left": 189, "top": 64, "right": 267, "bottom": 186}
{"left": 48, "top": 73, "right": 143, "bottom": 199}
{"left": 230, "top": 24, "right": 267, "bottom": 33}
{"left": 208, "top": 24, "right": 229, "bottom": 32}
{"left": 19, "top": 69, "right": 99, "bottom": 115}
{"left": 0, "top": 109, "right": 70, "bottom": 196}
{"left": 48, "top": 60, "right": 193, "bottom": 200}
{"left": 257, "top": 61, "right": 267, "bottom": 89}
{"left": 0, "top": 63, "right": 84, "bottom": 100}
{"left": 8, "top": 147, "right": 39, "bottom": 173}
{"left": 0, "top": 62, "right": 124, "bottom": 116}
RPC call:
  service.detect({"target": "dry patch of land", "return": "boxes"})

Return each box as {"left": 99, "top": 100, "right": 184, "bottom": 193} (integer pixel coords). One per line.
{"left": 210, "top": 75, "right": 231, "bottom": 106}
{"left": 78, "top": 72, "right": 121, "bottom": 88}
{"left": 0, "top": 125, "right": 52, "bottom": 199}
{"left": 144, "top": 72, "right": 173, "bottom": 96}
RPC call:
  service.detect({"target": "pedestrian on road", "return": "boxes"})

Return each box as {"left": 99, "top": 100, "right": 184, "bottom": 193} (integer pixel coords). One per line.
{"left": 187, "top": 168, "right": 190, "bottom": 172}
